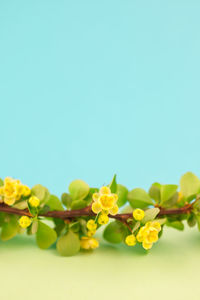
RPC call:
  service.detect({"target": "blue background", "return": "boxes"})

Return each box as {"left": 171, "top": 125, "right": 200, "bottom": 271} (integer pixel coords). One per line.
{"left": 0, "top": 0, "right": 200, "bottom": 195}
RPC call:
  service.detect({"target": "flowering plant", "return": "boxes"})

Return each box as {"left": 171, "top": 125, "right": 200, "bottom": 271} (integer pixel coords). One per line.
{"left": 0, "top": 172, "right": 200, "bottom": 256}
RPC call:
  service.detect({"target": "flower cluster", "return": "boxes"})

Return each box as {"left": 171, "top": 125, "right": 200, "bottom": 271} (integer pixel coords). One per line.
{"left": 0, "top": 177, "right": 31, "bottom": 206}
{"left": 86, "top": 219, "right": 97, "bottom": 236}
{"left": 136, "top": 221, "right": 161, "bottom": 250}
{"left": 80, "top": 219, "right": 99, "bottom": 250}
{"left": 125, "top": 209, "right": 161, "bottom": 250}
{"left": 92, "top": 186, "right": 118, "bottom": 225}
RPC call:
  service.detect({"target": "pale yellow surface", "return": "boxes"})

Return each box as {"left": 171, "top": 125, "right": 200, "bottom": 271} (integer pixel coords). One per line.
{"left": 1, "top": 226, "right": 200, "bottom": 300}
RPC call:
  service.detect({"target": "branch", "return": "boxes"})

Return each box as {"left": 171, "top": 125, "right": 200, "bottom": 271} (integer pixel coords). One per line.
{"left": 0, "top": 203, "right": 193, "bottom": 223}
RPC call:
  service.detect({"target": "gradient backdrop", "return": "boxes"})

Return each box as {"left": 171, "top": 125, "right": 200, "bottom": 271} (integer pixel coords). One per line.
{"left": 0, "top": 1, "right": 200, "bottom": 299}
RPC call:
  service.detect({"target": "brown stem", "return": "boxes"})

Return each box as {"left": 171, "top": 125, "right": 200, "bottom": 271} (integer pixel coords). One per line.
{"left": 0, "top": 203, "right": 193, "bottom": 223}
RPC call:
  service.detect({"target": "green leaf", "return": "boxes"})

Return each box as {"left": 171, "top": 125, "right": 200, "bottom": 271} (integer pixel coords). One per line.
{"left": 38, "top": 205, "right": 50, "bottom": 215}
{"left": 61, "top": 193, "right": 72, "bottom": 209}
{"left": 116, "top": 184, "right": 128, "bottom": 207}
{"left": 180, "top": 172, "right": 200, "bottom": 200}
{"left": 196, "top": 215, "right": 200, "bottom": 231}
{"left": 155, "top": 218, "right": 166, "bottom": 225}
{"left": 31, "top": 184, "right": 50, "bottom": 203}
{"left": 128, "top": 188, "right": 154, "bottom": 209}
{"left": 162, "top": 192, "right": 179, "bottom": 208}
{"left": 1, "top": 217, "right": 19, "bottom": 241}
{"left": 148, "top": 182, "right": 161, "bottom": 203}
{"left": 187, "top": 214, "right": 197, "bottom": 227}
{"left": 69, "top": 221, "right": 80, "bottom": 233}
{"left": 31, "top": 219, "right": 39, "bottom": 234}
{"left": 103, "top": 221, "right": 127, "bottom": 244}
{"left": 193, "top": 199, "right": 200, "bottom": 211}
{"left": 160, "top": 185, "right": 178, "bottom": 206}
{"left": 0, "top": 178, "right": 4, "bottom": 187}
{"left": 46, "top": 195, "right": 64, "bottom": 211}
{"left": 166, "top": 220, "right": 184, "bottom": 231}
{"left": 56, "top": 230, "right": 80, "bottom": 256}
{"left": 68, "top": 180, "right": 90, "bottom": 201}
{"left": 13, "top": 201, "right": 28, "bottom": 209}
{"left": 109, "top": 174, "right": 117, "bottom": 193}
{"left": 71, "top": 199, "right": 87, "bottom": 210}
{"left": 142, "top": 208, "right": 160, "bottom": 223}
{"left": 36, "top": 221, "right": 57, "bottom": 249}
{"left": 53, "top": 218, "right": 66, "bottom": 236}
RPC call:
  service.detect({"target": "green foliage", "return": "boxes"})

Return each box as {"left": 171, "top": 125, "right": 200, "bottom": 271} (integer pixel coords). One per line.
{"left": 180, "top": 172, "right": 200, "bottom": 201}
{"left": 195, "top": 215, "right": 200, "bottom": 231}
{"left": 187, "top": 214, "right": 196, "bottom": 227}
{"left": 1, "top": 216, "right": 19, "bottom": 241}
{"left": 160, "top": 185, "right": 178, "bottom": 207}
{"left": 47, "top": 195, "right": 64, "bottom": 211}
{"left": 149, "top": 183, "right": 178, "bottom": 207}
{"left": 109, "top": 174, "right": 117, "bottom": 193}
{"left": 68, "top": 179, "right": 90, "bottom": 201}
{"left": 31, "top": 184, "right": 50, "bottom": 203}
{"left": 56, "top": 230, "right": 80, "bottom": 256}
{"left": 71, "top": 199, "right": 87, "bottom": 210}
{"left": 142, "top": 208, "right": 160, "bottom": 224}
{"left": 149, "top": 183, "right": 161, "bottom": 203}
{"left": 61, "top": 193, "right": 72, "bottom": 209}
{"left": 166, "top": 220, "right": 184, "bottom": 231}
{"left": 31, "top": 219, "right": 39, "bottom": 234}
{"left": 128, "top": 188, "right": 154, "bottom": 208}
{"left": 0, "top": 178, "right": 4, "bottom": 186}
{"left": 13, "top": 201, "right": 28, "bottom": 209}
{"left": 116, "top": 184, "right": 128, "bottom": 207}
{"left": 36, "top": 221, "right": 57, "bottom": 249}
{"left": 1, "top": 172, "right": 200, "bottom": 256}
{"left": 103, "top": 221, "right": 127, "bottom": 244}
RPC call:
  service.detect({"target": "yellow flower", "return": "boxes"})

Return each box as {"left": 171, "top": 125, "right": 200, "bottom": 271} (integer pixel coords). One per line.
{"left": 136, "top": 227, "right": 146, "bottom": 242}
{"left": 23, "top": 186, "right": 31, "bottom": 197}
{"left": 98, "top": 212, "right": 109, "bottom": 225}
{"left": 19, "top": 216, "right": 32, "bottom": 228}
{"left": 142, "top": 241, "right": 153, "bottom": 250}
{"left": 86, "top": 219, "right": 97, "bottom": 231}
{"left": 92, "top": 202, "right": 102, "bottom": 214}
{"left": 99, "top": 186, "right": 110, "bottom": 194}
{"left": 80, "top": 237, "right": 99, "bottom": 250}
{"left": 133, "top": 209, "right": 145, "bottom": 221}
{"left": 99, "top": 194, "right": 115, "bottom": 210}
{"left": 125, "top": 234, "right": 136, "bottom": 246}
{"left": 3, "top": 178, "right": 19, "bottom": 205}
{"left": 109, "top": 204, "right": 119, "bottom": 215}
{"left": 146, "top": 221, "right": 161, "bottom": 232}
{"left": 92, "top": 186, "right": 119, "bottom": 215}
{"left": 29, "top": 196, "right": 40, "bottom": 208}
{"left": 144, "top": 228, "right": 158, "bottom": 243}
{"left": 0, "top": 186, "right": 4, "bottom": 195}
{"left": 136, "top": 221, "right": 160, "bottom": 250}
{"left": 1, "top": 177, "right": 31, "bottom": 206}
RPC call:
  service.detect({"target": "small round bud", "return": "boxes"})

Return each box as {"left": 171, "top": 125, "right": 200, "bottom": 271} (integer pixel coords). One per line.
{"left": 29, "top": 196, "right": 40, "bottom": 208}
{"left": 19, "top": 216, "right": 32, "bottom": 228}
{"left": 133, "top": 209, "right": 145, "bottom": 221}
{"left": 86, "top": 219, "right": 97, "bottom": 231}
{"left": 98, "top": 212, "right": 109, "bottom": 225}
{"left": 125, "top": 234, "right": 136, "bottom": 246}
